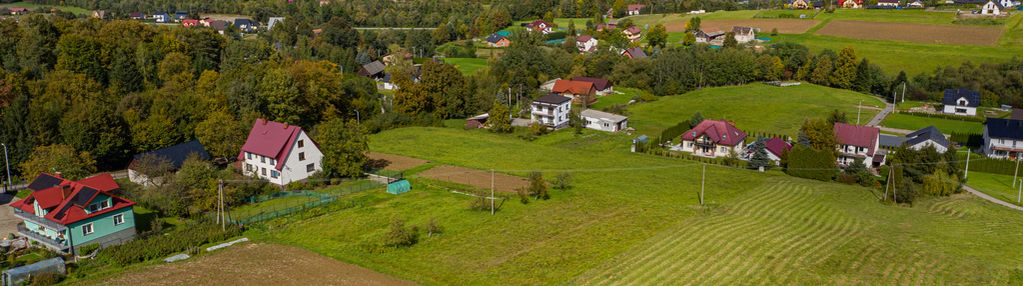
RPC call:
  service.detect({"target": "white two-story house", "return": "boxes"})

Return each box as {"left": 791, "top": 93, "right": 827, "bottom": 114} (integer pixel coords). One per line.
{"left": 237, "top": 119, "right": 323, "bottom": 185}
{"left": 983, "top": 118, "right": 1023, "bottom": 160}
{"left": 576, "top": 35, "right": 598, "bottom": 53}
{"left": 530, "top": 94, "right": 572, "bottom": 129}
{"left": 679, "top": 120, "right": 747, "bottom": 158}
{"left": 834, "top": 123, "right": 884, "bottom": 167}
{"left": 942, "top": 88, "right": 980, "bottom": 116}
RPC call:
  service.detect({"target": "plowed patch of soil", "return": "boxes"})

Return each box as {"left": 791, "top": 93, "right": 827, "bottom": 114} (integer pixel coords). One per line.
{"left": 815, "top": 20, "right": 1001, "bottom": 46}
{"left": 664, "top": 19, "right": 819, "bottom": 34}
{"left": 368, "top": 152, "right": 429, "bottom": 171}
{"left": 97, "top": 243, "right": 415, "bottom": 286}
{"left": 418, "top": 165, "right": 528, "bottom": 193}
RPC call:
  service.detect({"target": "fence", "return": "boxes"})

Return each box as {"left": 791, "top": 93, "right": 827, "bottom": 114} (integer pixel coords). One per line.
{"left": 222, "top": 180, "right": 383, "bottom": 225}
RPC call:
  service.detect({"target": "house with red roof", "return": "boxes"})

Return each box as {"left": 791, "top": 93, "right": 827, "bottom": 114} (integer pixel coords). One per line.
{"left": 552, "top": 79, "right": 598, "bottom": 105}
{"left": 238, "top": 119, "right": 323, "bottom": 185}
{"left": 523, "top": 20, "right": 554, "bottom": 34}
{"left": 571, "top": 77, "right": 613, "bottom": 95}
{"left": 679, "top": 120, "right": 748, "bottom": 158}
{"left": 627, "top": 4, "right": 646, "bottom": 15}
{"left": 8, "top": 7, "right": 29, "bottom": 15}
{"left": 623, "top": 26, "right": 642, "bottom": 42}
{"left": 181, "top": 19, "right": 200, "bottom": 27}
{"left": 747, "top": 138, "right": 793, "bottom": 165}
{"left": 621, "top": 47, "right": 647, "bottom": 59}
{"left": 10, "top": 173, "right": 137, "bottom": 253}
{"left": 834, "top": 123, "right": 884, "bottom": 167}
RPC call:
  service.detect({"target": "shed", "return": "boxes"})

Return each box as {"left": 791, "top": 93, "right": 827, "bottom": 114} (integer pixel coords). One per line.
{"left": 466, "top": 113, "right": 489, "bottom": 129}
{"left": 387, "top": 179, "right": 411, "bottom": 195}
{"left": 2, "top": 257, "right": 65, "bottom": 286}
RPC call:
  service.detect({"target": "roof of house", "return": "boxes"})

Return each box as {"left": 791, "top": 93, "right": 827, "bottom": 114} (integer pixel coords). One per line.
{"left": 485, "top": 33, "right": 508, "bottom": 43}
{"left": 10, "top": 173, "right": 134, "bottom": 226}
{"left": 237, "top": 119, "right": 310, "bottom": 171}
{"left": 27, "top": 173, "right": 64, "bottom": 193}
{"left": 878, "top": 0, "right": 900, "bottom": 3}
{"left": 733, "top": 26, "right": 755, "bottom": 35}
{"left": 267, "top": 17, "right": 285, "bottom": 30}
{"left": 681, "top": 120, "right": 747, "bottom": 146}
{"left": 624, "top": 26, "right": 642, "bottom": 34}
{"left": 210, "top": 20, "right": 229, "bottom": 31}
{"left": 986, "top": 117, "right": 1023, "bottom": 140}
{"left": 552, "top": 80, "right": 596, "bottom": 95}
{"left": 905, "top": 126, "right": 949, "bottom": 148}
{"left": 878, "top": 134, "right": 907, "bottom": 148}
{"left": 623, "top": 47, "right": 647, "bottom": 58}
{"left": 1012, "top": 108, "right": 1023, "bottom": 120}
{"left": 628, "top": 4, "right": 646, "bottom": 11}
{"left": 130, "top": 140, "right": 210, "bottom": 171}
{"left": 360, "top": 61, "right": 386, "bottom": 76}
{"left": 576, "top": 35, "right": 594, "bottom": 42}
{"left": 527, "top": 20, "right": 552, "bottom": 28}
{"left": 834, "top": 123, "right": 880, "bottom": 156}
{"left": 943, "top": 88, "right": 981, "bottom": 107}
{"left": 571, "top": 77, "right": 612, "bottom": 91}
{"left": 182, "top": 19, "right": 199, "bottom": 25}
{"left": 234, "top": 18, "right": 254, "bottom": 27}
{"left": 534, "top": 94, "right": 572, "bottom": 105}
{"left": 175, "top": 11, "right": 188, "bottom": 16}
{"left": 8, "top": 7, "right": 29, "bottom": 12}
{"left": 764, "top": 138, "right": 792, "bottom": 157}
{"left": 581, "top": 109, "right": 628, "bottom": 123}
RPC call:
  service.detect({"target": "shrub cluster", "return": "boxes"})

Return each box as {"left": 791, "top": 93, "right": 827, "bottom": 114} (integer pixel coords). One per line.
{"left": 785, "top": 145, "right": 837, "bottom": 181}
{"left": 97, "top": 223, "right": 241, "bottom": 266}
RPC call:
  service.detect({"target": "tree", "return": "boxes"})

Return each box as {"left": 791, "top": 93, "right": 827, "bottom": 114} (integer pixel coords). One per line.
{"left": 771, "top": 28, "right": 778, "bottom": 36}
{"left": 488, "top": 102, "right": 512, "bottom": 133}
{"left": 314, "top": 118, "right": 369, "bottom": 178}
{"left": 800, "top": 118, "right": 836, "bottom": 151}
{"left": 748, "top": 139, "right": 773, "bottom": 170}
{"left": 810, "top": 56, "right": 833, "bottom": 86}
{"left": 646, "top": 24, "right": 668, "bottom": 49}
{"left": 194, "top": 111, "right": 247, "bottom": 160}
{"left": 19, "top": 144, "right": 96, "bottom": 181}
{"left": 682, "top": 33, "right": 696, "bottom": 47}
{"left": 827, "top": 109, "right": 848, "bottom": 125}
{"left": 567, "top": 19, "right": 577, "bottom": 36}
{"left": 687, "top": 17, "right": 702, "bottom": 32}
{"left": 132, "top": 154, "right": 174, "bottom": 187}
{"left": 321, "top": 17, "right": 359, "bottom": 48}
{"left": 55, "top": 33, "right": 105, "bottom": 84}
{"left": 690, "top": 112, "right": 705, "bottom": 128}
{"left": 570, "top": 109, "right": 584, "bottom": 134}
{"left": 527, "top": 171, "right": 549, "bottom": 200}
{"left": 723, "top": 32, "right": 738, "bottom": 48}
{"left": 384, "top": 218, "right": 419, "bottom": 248}
{"left": 259, "top": 67, "right": 303, "bottom": 124}
{"left": 553, "top": 172, "right": 573, "bottom": 190}
{"left": 831, "top": 47, "right": 857, "bottom": 89}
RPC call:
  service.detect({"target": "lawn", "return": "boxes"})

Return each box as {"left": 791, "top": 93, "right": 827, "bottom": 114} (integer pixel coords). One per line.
{"left": 441, "top": 58, "right": 489, "bottom": 75}
{"left": 966, "top": 171, "right": 1023, "bottom": 206}
{"left": 229, "top": 194, "right": 320, "bottom": 221}
{"left": 240, "top": 126, "right": 1023, "bottom": 285}
{"left": 626, "top": 82, "right": 884, "bottom": 137}
{"left": 0, "top": 2, "right": 89, "bottom": 15}
{"left": 588, "top": 87, "right": 650, "bottom": 110}
{"left": 880, "top": 113, "right": 984, "bottom": 134}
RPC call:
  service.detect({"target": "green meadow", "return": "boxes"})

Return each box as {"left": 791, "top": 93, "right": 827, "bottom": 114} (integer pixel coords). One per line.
{"left": 880, "top": 113, "right": 985, "bottom": 134}
{"left": 441, "top": 57, "right": 490, "bottom": 75}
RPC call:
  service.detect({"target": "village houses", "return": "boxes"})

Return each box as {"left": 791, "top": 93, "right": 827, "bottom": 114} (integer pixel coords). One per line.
{"left": 942, "top": 88, "right": 980, "bottom": 116}
{"left": 983, "top": 118, "right": 1023, "bottom": 160}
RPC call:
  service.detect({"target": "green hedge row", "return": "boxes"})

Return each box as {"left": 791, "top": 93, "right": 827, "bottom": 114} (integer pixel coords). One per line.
{"left": 785, "top": 145, "right": 837, "bottom": 181}
{"left": 901, "top": 111, "right": 987, "bottom": 123}
{"left": 660, "top": 121, "right": 691, "bottom": 144}
{"left": 957, "top": 153, "right": 1019, "bottom": 176}
{"left": 949, "top": 132, "right": 984, "bottom": 147}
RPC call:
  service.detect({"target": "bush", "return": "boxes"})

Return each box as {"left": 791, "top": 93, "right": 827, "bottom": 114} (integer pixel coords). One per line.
{"left": 552, "top": 173, "right": 572, "bottom": 190}
{"left": 384, "top": 219, "right": 419, "bottom": 248}
{"left": 786, "top": 145, "right": 837, "bottom": 181}
{"left": 900, "top": 111, "right": 986, "bottom": 122}
{"left": 27, "top": 273, "right": 63, "bottom": 286}
{"left": 528, "top": 171, "right": 549, "bottom": 200}
{"left": 98, "top": 223, "right": 241, "bottom": 266}
{"left": 77, "top": 243, "right": 100, "bottom": 255}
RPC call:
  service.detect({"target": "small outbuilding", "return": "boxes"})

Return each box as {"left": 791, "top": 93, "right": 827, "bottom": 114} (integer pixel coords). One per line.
{"left": 387, "top": 179, "right": 411, "bottom": 195}
{"left": 581, "top": 109, "right": 629, "bottom": 132}
{"left": 466, "top": 113, "right": 490, "bottom": 129}
{"left": 2, "top": 257, "right": 65, "bottom": 286}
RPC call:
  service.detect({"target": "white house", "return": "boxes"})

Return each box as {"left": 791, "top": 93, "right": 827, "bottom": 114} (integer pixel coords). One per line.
{"left": 905, "top": 126, "right": 950, "bottom": 153}
{"left": 524, "top": 20, "right": 554, "bottom": 34}
{"left": 942, "top": 88, "right": 980, "bottom": 116}
{"left": 581, "top": 109, "right": 628, "bottom": 132}
{"left": 627, "top": 4, "right": 646, "bottom": 15}
{"left": 877, "top": 0, "right": 901, "bottom": 6}
{"left": 983, "top": 118, "right": 1023, "bottom": 160}
{"left": 908, "top": 0, "right": 926, "bottom": 7}
{"left": 678, "top": 120, "right": 748, "bottom": 158}
{"left": 1000, "top": 0, "right": 1016, "bottom": 7}
{"left": 732, "top": 26, "right": 756, "bottom": 44}
{"left": 982, "top": 0, "right": 1003, "bottom": 15}
{"left": 237, "top": 119, "right": 323, "bottom": 186}
{"left": 623, "top": 26, "right": 643, "bottom": 42}
{"left": 531, "top": 94, "right": 572, "bottom": 129}
{"left": 834, "top": 123, "right": 884, "bottom": 167}
{"left": 576, "top": 35, "right": 598, "bottom": 53}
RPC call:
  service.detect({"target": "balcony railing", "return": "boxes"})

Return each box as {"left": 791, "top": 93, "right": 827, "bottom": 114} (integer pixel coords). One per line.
{"left": 13, "top": 209, "right": 66, "bottom": 231}
{"left": 17, "top": 223, "right": 67, "bottom": 251}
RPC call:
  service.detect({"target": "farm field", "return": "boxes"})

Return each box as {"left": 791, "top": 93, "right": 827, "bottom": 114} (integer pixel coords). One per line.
{"left": 0, "top": 2, "right": 89, "bottom": 15}
{"left": 815, "top": 20, "right": 1003, "bottom": 45}
{"left": 237, "top": 126, "right": 1023, "bottom": 285}
{"left": 626, "top": 83, "right": 884, "bottom": 137}
{"left": 441, "top": 58, "right": 489, "bottom": 75}
{"left": 880, "top": 113, "right": 984, "bottom": 134}
{"left": 966, "top": 172, "right": 1023, "bottom": 206}
{"left": 418, "top": 165, "right": 528, "bottom": 193}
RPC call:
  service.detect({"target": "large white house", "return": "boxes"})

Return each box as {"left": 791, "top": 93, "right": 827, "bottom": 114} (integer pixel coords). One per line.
{"left": 982, "top": 0, "right": 1003, "bottom": 15}
{"left": 983, "top": 118, "right": 1023, "bottom": 160}
{"left": 732, "top": 26, "right": 756, "bottom": 44}
{"left": 678, "top": 120, "right": 748, "bottom": 158}
{"left": 237, "top": 119, "right": 323, "bottom": 185}
{"left": 581, "top": 109, "right": 628, "bottom": 132}
{"left": 531, "top": 94, "right": 572, "bottom": 129}
{"left": 942, "top": 88, "right": 981, "bottom": 116}
{"left": 576, "top": 35, "right": 598, "bottom": 53}
{"left": 834, "top": 123, "right": 884, "bottom": 167}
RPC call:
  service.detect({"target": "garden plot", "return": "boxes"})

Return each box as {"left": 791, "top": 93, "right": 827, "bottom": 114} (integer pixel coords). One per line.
{"left": 418, "top": 165, "right": 528, "bottom": 193}
{"left": 368, "top": 152, "right": 429, "bottom": 171}
{"left": 815, "top": 20, "right": 1002, "bottom": 46}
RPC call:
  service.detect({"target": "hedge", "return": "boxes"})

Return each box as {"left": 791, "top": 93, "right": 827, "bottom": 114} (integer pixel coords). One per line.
{"left": 949, "top": 132, "right": 984, "bottom": 147}
{"left": 785, "top": 145, "right": 837, "bottom": 181}
{"left": 97, "top": 223, "right": 241, "bottom": 266}
{"left": 957, "top": 152, "right": 1019, "bottom": 176}
{"left": 660, "top": 121, "right": 690, "bottom": 144}
{"left": 900, "top": 111, "right": 986, "bottom": 123}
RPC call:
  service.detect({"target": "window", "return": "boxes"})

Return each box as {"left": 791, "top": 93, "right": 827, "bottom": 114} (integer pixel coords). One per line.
{"left": 298, "top": 140, "right": 304, "bottom": 148}
{"left": 245, "top": 164, "right": 253, "bottom": 172}
{"left": 260, "top": 156, "right": 266, "bottom": 163}
{"left": 100, "top": 200, "right": 109, "bottom": 209}
{"left": 89, "top": 204, "right": 98, "bottom": 212}
{"left": 246, "top": 152, "right": 252, "bottom": 160}
{"left": 82, "top": 223, "right": 94, "bottom": 235}
{"left": 299, "top": 152, "right": 306, "bottom": 161}
{"left": 306, "top": 163, "right": 315, "bottom": 173}
{"left": 270, "top": 159, "right": 276, "bottom": 166}
{"left": 113, "top": 214, "right": 124, "bottom": 226}
{"left": 271, "top": 170, "right": 279, "bottom": 179}
{"left": 261, "top": 168, "right": 267, "bottom": 176}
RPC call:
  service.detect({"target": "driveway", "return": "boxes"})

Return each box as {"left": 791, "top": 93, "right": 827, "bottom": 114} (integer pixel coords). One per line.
{"left": 962, "top": 185, "right": 1023, "bottom": 212}
{"left": 0, "top": 193, "right": 18, "bottom": 237}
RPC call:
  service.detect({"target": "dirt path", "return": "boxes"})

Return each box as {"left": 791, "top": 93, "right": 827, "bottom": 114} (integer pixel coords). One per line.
{"left": 962, "top": 185, "right": 1023, "bottom": 212}
{"left": 94, "top": 242, "right": 416, "bottom": 286}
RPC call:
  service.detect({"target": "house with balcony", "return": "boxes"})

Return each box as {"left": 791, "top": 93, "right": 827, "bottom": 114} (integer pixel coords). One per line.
{"left": 238, "top": 119, "right": 323, "bottom": 185}
{"left": 983, "top": 118, "right": 1023, "bottom": 160}
{"left": 834, "top": 123, "right": 884, "bottom": 167}
{"left": 623, "top": 26, "right": 642, "bottom": 42}
{"left": 9, "top": 173, "right": 136, "bottom": 254}
{"left": 678, "top": 120, "right": 747, "bottom": 158}
{"left": 530, "top": 94, "right": 572, "bottom": 129}
{"left": 942, "top": 88, "right": 980, "bottom": 116}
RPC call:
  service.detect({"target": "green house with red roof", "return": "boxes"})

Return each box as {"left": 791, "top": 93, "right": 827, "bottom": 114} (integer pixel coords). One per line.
{"left": 9, "top": 173, "right": 136, "bottom": 253}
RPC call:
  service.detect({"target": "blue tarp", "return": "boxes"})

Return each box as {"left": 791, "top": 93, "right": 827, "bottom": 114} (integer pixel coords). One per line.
{"left": 387, "top": 179, "right": 411, "bottom": 195}
{"left": 756, "top": 37, "right": 772, "bottom": 42}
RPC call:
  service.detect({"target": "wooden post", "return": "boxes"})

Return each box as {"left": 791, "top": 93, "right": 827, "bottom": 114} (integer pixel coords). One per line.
{"left": 892, "top": 164, "right": 898, "bottom": 204}
{"left": 883, "top": 166, "right": 891, "bottom": 202}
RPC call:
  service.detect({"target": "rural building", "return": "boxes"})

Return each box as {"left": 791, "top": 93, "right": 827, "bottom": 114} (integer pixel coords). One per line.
{"left": 791, "top": 0, "right": 812, "bottom": 9}
{"left": 627, "top": 4, "right": 646, "bottom": 15}
{"left": 237, "top": 119, "right": 324, "bottom": 185}
{"left": 942, "top": 88, "right": 980, "bottom": 116}
{"left": 486, "top": 32, "right": 511, "bottom": 47}
{"left": 842, "top": 0, "right": 864, "bottom": 8}
{"left": 624, "top": 26, "right": 643, "bottom": 42}
{"left": 153, "top": 12, "right": 170, "bottom": 23}
{"left": 530, "top": 94, "right": 572, "bottom": 129}
{"left": 905, "top": 126, "right": 950, "bottom": 153}
{"left": 174, "top": 11, "right": 189, "bottom": 22}
{"left": 679, "top": 120, "right": 748, "bottom": 158}
{"left": 268, "top": 17, "right": 285, "bottom": 31}
{"left": 552, "top": 79, "right": 598, "bottom": 105}
{"left": 358, "top": 61, "right": 386, "bottom": 79}
{"left": 524, "top": 20, "right": 554, "bottom": 34}
{"left": 576, "top": 35, "right": 598, "bottom": 53}
{"left": 981, "top": 0, "right": 1003, "bottom": 14}
{"left": 91, "top": 10, "right": 106, "bottom": 19}
{"left": 908, "top": 0, "right": 926, "bottom": 7}
{"left": 747, "top": 138, "right": 792, "bottom": 165}
{"left": 879, "top": 134, "right": 906, "bottom": 149}
{"left": 234, "top": 18, "right": 256, "bottom": 33}
{"left": 129, "top": 12, "right": 145, "bottom": 20}
{"left": 581, "top": 109, "right": 629, "bottom": 132}
{"left": 982, "top": 118, "right": 1023, "bottom": 160}
{"left": 596, "top": 22, "right": 618, "bottom": 32}
{"left": 877, "top": 0, "right": 901, "bottom": 6}
{"left": 834, "top": 123, "right": 883, "bottom": 167}
{"left": 10, "top": 173, "right": 137, "bottom": 254}
{"left": 732, "top": 26, "right": 757, "bottom": 43}
{"left": 1000, "top": 0, "right": 1016, "bottom": 7}
{"left": 127, "top": 140, "right": 211, "bottom": 187}
{"left": 8, "top": 7, "right": 29, "bottom": 15}
{"left": 210, "top": 20, "right": 229, "bottom": 34}
{"left": 181, "top": 19, "right": 200, "bottom": 27}
{"left": 695, "top": 30, "right": 726, "bottom": 44}
{"left": 465, "top": 113, "right": 489, "bottom": 129}
{"left": 572, "top": 77, "right": 613, "bottom": 95}
{"left": 622, "top": 47, "right": 647, "bottom": 59}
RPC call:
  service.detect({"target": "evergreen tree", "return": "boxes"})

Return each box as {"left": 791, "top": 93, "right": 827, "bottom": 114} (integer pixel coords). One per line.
{"left": 830, "top": 47, "right": 857, "bottom": 89}
{"left": 723, "top": 32, "right": 738, "bottom": 48}
{"left": 690, "top": 112, "right": 704, "bottom": 128}
{"left": 748, "top": 139, "right": 773, "bottom": 170}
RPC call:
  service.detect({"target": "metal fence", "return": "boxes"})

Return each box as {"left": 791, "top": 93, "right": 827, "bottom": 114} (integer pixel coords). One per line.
{"left": 223, "top": 180, "right": 383, "bottom": 225}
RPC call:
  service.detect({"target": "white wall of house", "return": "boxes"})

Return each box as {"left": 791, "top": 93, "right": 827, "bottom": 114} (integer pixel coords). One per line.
{"left": 836, "top": 143, "right": 874, "bottom": 165}
{"left": 877, "top": 1, "right": 900, "bottom": 6}
{"left": 942, "top": 105, "right": 977, "bottom": 116}
{"left": 909, "top": 140, "right": 948, "bottom": 153}
{"left": 680, "top": 138, "right": 744, "bottom": 158}
{"left": 577, "top": 38, "right": 598, "bottom": 53}
{"left": 982, "top": 1, "right": 1001, "bottom": 14}
{"left": 1000, "top": 0, "right": 1015, "bottom": 7}
{"left": 242, "top": 131, "right": 323, "bottom": 185}
{"left": 127, "top": 169, "right": 165, "bottom": 187}
{"left": 735, "top": 32, "right": 755, "bottom": 43}
{"left": 983, "top": 128, "right": 1023, "bottom": 159}
{"left": 582, "top": 117, "right": 627, "bottom": 132}
{"left": 530, "top": 102, "right": 571, "bottom": 129}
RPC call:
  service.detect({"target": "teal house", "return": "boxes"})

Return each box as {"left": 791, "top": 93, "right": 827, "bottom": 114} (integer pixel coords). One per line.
{"left": 10, "top": 173, "right": 137, "bottom": 254}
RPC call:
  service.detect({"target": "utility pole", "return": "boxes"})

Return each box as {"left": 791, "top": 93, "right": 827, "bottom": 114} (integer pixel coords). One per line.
{"left": 883, "top": 166, "right": 892, "bottom": 201}
{"left": 901, "top": 82, "right": 906, "bottom": 103}
{"left": 964, "top": 151, "right": 971, "bottom": 179}
{"left": 353, "top": 109, "right": 361, "bottom": 124}
{"left": 1017, "top": 179, "right": 1021, "bottom": 204}
{"left": 1014, "top": 158, "right": 1020, "bottom": 188}
{"left": 892, "top": 164, "right": 898, "bottom": 204}
{"left": 1, "top": 143, "right": 10, "bottom": 191}
{"left": 700, "top": 164, "right": 706, "bottom": 205}
{"left": 490, "top": 170, "right": 495, "bottom": 216}
{"left": 218, "top": 179, "right": 225, "bottom": 231}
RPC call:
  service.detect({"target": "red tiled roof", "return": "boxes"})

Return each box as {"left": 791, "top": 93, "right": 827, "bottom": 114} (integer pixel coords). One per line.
{"left": 628, "top": 4, "right": 646, "bottom": 11}
{"left": 681, "top": 120, "right": 747, "bottom": 146}
{"left": 9, "top": 7, "right": 29, "bottom": 12}
{"left": 237, "top": 119, "right": 307, "bottom": 171}
{"left": 10, "top": 173, "right": 135, "bottom": 225}
{"left": 624, "top": 26, "right": 641, "bottom": 35}
{"left": 571, "top": 77, "right": 612, "bottom": 91}
{"left": 576, "top": 35, "right": 593, "bottom": 42}
{"left": 552, "top": 80, "right": 596, "bottom": 96}
{"left": 764, "top": 138, "right": 792, "bottom": 157}
{"left": 834, "top": 123, "right": 879, "bottom": 156}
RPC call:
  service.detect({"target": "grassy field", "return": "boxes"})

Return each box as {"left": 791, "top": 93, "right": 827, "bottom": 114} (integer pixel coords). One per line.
{"left": 237, "top": 126, "right": 1023, "bottom": 285}
{"left": 441, "top": 58, "right": 489, "bottom": 75}
{"left": 0, "top": 2, "right": 89, "bottom": 15}
{"left": 626, "top": 83, "right": 884, "bottom": 137}
{"left": 588, "top": 87, "right": 651, "bottom": 110}
{"left": 966, "top": 172, "right": 1023, "bottom": 206}
{"left": 880, "top": 113, "right": 984, "bottom": 134}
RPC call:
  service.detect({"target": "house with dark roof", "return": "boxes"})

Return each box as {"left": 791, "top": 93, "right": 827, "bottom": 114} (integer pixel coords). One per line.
{"left": 834, "top": 123, "right": 883, "bottom": 167}
{"left": 942, "top": 88, "right": 981, "bottom": 116}
{"left": 238, "top": 119, "right": 323, "bottom": 185}
{"left": 485, "top": 32, "right": 511, "bottom": 47}
{"left": 174, "top": 11, "right": 189, "bottom": 22}
{"left": 9, "top": 173, "right": 136, "bottom": 253}
{"left": 531, "top": 94, "right": 572, "bottom": 129}
{"left": 234, "top": 18, "right": 256, "bottom": 33}
{"left": 621, "top": 47, "right": 647, "bottom": 59}
{"left": 981, "top": 0, "right": 1004, "bottom": 14}
{"left": 572, "top": 77, "right": 613, "bottom": 95}
{"left": 358, "top": 61, "right": 386, "bottom": 79}
{"left": 210, "top": 20, "right": 229, "bottom": 34}
{"left": 129, "top": 12, "right": 145, "bottom": 20}
{"left": 905, "top": 126, "right": 950, "bottom": 153}
{"left": 153, "top": 12, "right": 170, "bottom": 23}
{"left": 983, "top": 118, "right": 1023, "bottom": 159}
{"left": 552, "top": 80, "right": 598, "bottom": 105}
{"left": 127, "top": 140, "right": 211, "bottom": 187}
{"left": 694, "top": 30, "right": 726, "bottom": 44}
{"left": 679, "top": 120, "right": 748, "bottom": 158}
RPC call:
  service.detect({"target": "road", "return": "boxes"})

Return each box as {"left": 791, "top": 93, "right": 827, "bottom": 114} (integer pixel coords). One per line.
{"left": 867, "top": 102, "right": 894, "bottom": 127}
{"left": 962, "top": 185, "right": 1023, "bottom": 212}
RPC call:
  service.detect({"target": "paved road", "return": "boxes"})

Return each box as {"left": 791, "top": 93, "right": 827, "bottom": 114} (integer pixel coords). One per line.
{"left": 962, "top": 185, "right": 1023, "bottom": 212}
{"left": 867, "top": 102, "right": 894, "bottom": 127}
